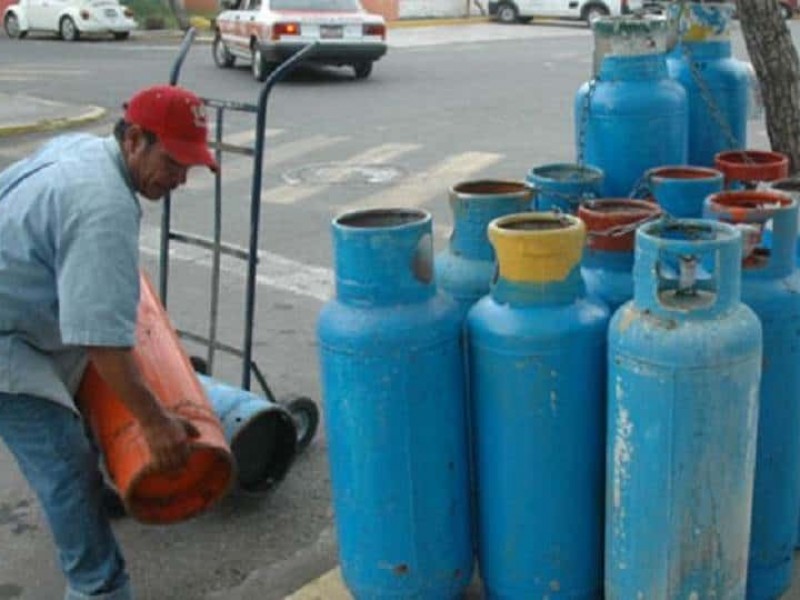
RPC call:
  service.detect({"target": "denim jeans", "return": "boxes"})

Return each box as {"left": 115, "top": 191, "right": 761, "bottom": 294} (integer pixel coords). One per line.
{"left": 0, "top": 392, "right": 132, "bottom": 600}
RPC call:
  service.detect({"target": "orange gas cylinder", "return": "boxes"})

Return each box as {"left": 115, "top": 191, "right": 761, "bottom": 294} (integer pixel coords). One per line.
{"left": 77, "top": 271, "right": 234, "bottom": 524}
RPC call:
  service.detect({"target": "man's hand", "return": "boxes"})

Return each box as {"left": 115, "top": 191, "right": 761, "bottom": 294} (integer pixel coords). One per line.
{"left": 86, "top": 347, "right": 200, "bottom": 474}
{"left": 140, "top": 411, "right": 200, "bottom": 473}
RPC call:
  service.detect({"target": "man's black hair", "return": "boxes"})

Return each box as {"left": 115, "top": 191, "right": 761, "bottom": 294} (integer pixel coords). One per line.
{"left": 113, "top": 119, "right": 158, "bottom": 145}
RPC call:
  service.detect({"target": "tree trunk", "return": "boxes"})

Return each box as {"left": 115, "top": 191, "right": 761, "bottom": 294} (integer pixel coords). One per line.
{"left": 737, "top": 0, "right": 800, "bottom": 174}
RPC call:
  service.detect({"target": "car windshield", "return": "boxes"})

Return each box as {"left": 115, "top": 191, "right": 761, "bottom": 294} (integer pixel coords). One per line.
{"left": 270, "top": 0, "right": 360, "bottom": 11}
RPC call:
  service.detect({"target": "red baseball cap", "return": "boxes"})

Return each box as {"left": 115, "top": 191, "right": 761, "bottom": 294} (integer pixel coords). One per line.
{"left": 124, "top": 84, "right": 218, "bottom": 173}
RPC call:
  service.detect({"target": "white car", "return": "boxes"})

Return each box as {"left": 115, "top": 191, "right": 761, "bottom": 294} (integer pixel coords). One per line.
{"left": 489, "top": 0, "right": 642, "bottom": 24}
{"left": 213, "top": 0, "right": 387, "bottom": 81}
{"left": 3, "top": 0, "right": 137, "bottom": 41}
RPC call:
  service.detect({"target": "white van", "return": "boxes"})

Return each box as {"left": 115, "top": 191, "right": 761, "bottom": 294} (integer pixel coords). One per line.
{"left": 488, "top": 0, "right": 643, "bottom": 24}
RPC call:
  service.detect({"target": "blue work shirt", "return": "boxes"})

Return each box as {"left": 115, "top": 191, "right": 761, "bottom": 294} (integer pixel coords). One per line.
{"left": 0, "top": 134, "right": 142, "bottom": 412}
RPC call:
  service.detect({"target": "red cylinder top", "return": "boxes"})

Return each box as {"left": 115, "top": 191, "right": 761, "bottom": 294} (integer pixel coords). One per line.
{"left": 578, "top": 198, "right": 662, "bottom": 252}
{"left": 714, "top": 150, "right": 790, "bottom": 183}
{"left": 705, "top": 189, "right": 793, "bottom": 223}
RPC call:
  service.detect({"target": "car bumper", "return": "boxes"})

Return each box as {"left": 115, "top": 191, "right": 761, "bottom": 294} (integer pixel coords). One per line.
{"left": 259, "top": 41, "right": 387, "bottom": 65}
{"left": 79, "top": 18, "right": 136, "bottom": 33}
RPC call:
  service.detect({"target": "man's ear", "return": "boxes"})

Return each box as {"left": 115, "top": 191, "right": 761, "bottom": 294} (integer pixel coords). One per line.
{"left": 123, "top": 123, "right": 147, "bottom": 156}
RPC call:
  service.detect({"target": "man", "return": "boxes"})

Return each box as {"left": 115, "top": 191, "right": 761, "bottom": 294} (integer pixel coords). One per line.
{"left": 0, "top": 84, "right": 218, "bottom": 600}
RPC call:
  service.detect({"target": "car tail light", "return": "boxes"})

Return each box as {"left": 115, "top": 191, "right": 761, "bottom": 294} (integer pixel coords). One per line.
{"left": 123, "top": 7, "right": 133, "bottom": 17}
{"left": 272, "top": 22, "right": 300, "bottom": 39}
{"left": 363, "top": 23, "right": 385, "bottom": 38}
{"left": 80, "top": 9, "right": 91, "bottom": 19}
{"left": 621, "top": 0, "right": 628, "bottom": 9}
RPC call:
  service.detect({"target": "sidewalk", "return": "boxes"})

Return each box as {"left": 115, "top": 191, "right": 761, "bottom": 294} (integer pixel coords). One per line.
{"left": 0, "top": 93, "right": 106, "bottom": 138}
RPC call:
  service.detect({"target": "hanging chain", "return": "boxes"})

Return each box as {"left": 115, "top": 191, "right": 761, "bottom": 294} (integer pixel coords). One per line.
{"left": 682, "top": 43, "right": 741, "bottom": 151}
{"left": 577, "top": 76, "right": 599, "bottom": 166}
{"left": 627, "top": 173, "right": 652, "bottom": 199}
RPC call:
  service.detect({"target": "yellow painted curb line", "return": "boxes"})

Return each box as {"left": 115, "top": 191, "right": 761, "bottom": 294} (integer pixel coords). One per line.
{"left": 0, "top": 106, "right": 107, "bottom": 139}
{"left": 389, "top": 16, "right": 491, "bottom": 28}
{"left": 284, "top": 567, "right": 353, "bottom": 600}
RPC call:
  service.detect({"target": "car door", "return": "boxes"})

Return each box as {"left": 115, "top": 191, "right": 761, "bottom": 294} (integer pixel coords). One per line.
{"left": 23, "top": 0, "right": 51, "bottom": 29}
{"left": 40, "top": 0, "right": 70, "bottom": 31}
{"left": 532, "top": 0, "right": 579, "bottom": 17}
{"left": 239, "top": 0, "right": 263, "bottom": 52}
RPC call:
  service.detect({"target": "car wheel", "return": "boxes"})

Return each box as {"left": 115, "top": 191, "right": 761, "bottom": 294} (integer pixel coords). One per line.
{"left": 59, "top": 16, "right": 80, "bottom": 41}
{"left": 251, "top": 45, "right": 273, "bottom": 82}
{"left": 496, "top": 2, "right": 519, "bottom": 23}
{"left": 582, "top": 4, "right": 609, "bottom": 25}
{"left": 4, "top": 12, "right": 26, "bottom": 38}
{"left": 113, "top": 31, "right": 129, "bottom": 40}
{"left": 213, "top": 34, "right": 235, "bottom": 68}
{"left": 353, "top": 61, "right": 372, "bottom": 80}
{"left": 780, "top": 2, "right": 793, "bottom": 19}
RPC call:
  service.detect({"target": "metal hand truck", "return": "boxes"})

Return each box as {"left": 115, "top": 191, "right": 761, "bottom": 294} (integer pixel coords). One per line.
{"left": 159, "top": 29, "right": 320, "bottom": 477}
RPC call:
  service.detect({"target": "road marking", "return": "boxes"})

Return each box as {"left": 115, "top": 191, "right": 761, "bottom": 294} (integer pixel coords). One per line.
{"left": 263, "top": 142, "right": 420, "bottom": 205}
{"left": 184, "top": 134, "right": 348, "bottom": 192}
{"left": 139, "top": 225, "right": 334, "bottom": 303}
{"left": 340, "top": 151, "right": 502, "bottom": 213}
{"left": 284, "top": 567, "right": 352, "bottom": 600}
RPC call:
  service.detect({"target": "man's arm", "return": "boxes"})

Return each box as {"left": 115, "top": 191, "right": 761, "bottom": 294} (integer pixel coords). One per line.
{"left": 86, "top": 346, "right": 198, "bottom": 473}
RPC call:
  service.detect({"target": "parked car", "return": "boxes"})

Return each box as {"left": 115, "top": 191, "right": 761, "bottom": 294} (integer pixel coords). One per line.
{"left": 213, "top": 0, "right": 387, "bottom": 81}
{"left": 489, "top": 0, "right": 642, "bottom": 24}
{"left": 3, "top": 0, "right": 137, "bottom": 40}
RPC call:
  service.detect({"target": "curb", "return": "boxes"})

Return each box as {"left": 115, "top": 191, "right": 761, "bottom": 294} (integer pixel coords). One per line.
{"left": 131, "top": 15, "right": 491, "bottom": 39}
{"left": 0, "top": 105, "right": 107, "bottom": 138}
{"left": 389, "top": 16, "right": 491, "bottom": 27}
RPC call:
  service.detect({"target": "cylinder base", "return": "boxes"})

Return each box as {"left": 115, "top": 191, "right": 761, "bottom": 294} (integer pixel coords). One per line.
{"left": 746, "top": 559, "right": 793, "bottom": 600}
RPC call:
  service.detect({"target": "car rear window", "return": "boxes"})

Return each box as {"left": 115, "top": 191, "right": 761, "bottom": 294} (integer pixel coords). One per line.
{"left": 270, "top": 0, "right": 360, "bottom": 10}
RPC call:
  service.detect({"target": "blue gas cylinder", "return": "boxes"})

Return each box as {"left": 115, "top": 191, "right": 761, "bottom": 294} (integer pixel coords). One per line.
{"left": 317, "top": 208, "right": 473, "bottom": 599}
{"left": 198, "top": 374, "right": 297, "bottom": 493}
{"left": 578, "top": 198, "right": 662, "bottom": 312}
{"left": 646, "top": 165, "right": 724, "bottom": 218}
{"left": 467, "top": 212, "right": 610, "bottom": 599}
{"left": 435, "top": 179, "right": 534, "bottom": 318}
{"left": 666, "top": 3, "right": 750, "bottom": 166}
{"left": 704, "top": 190, "right": 800, "bottom": 600}
{"left": 607, "top": 218, "right": 762, "bottom": 599}
{"left": 767, "top": 178, "right": 800, "bottom": 267}
{"left": 526, "top": 163, "right": 603, "bottom": 213}
{"left": 575, "top": 16, "right": 688, "bottom": 198}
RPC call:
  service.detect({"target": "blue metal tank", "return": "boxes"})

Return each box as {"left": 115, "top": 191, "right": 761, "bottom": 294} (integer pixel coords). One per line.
{"left": 467, "top": 212, "right": 610, "bottom": 599}
{"left": 198, "top": 374, "right": 297, "bottom": 493}
{"left": 435, "top": 180, "right": 534, "bottom": 318}
{"left": 606, "top": 218, "right": 762, "bottom": 599}
{"left": 646, "top": 165, "right": 724, "bottom": 218}
{"left": 704, "top": 190, "right": 800, "bottom": 600}
{"left": 317, "top": 208, "right": 473, "bottom": 599}
{"left": 526, "top": 163, "right": 603, "bottom": 213}
{"left": 666, "top": 3, "right": 750, "bottom": 167}
{"left": 767, "top": 178, "right": 800, "bottom": 267}
{"left": 575, "top": 16, "right": 688, "bottom": 198}
{"left": 578, "top": 198, "right": 662, "bottom": 312}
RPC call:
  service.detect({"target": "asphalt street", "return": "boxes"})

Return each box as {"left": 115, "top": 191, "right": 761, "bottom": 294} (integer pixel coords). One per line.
{"left": 1, "top": 16, "right": 800, "bottom": 600}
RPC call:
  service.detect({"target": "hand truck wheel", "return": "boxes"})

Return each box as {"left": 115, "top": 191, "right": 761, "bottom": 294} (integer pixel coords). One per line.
{"left": 189, "top": 355, "right": 209, "bottom": 375}
{"left": 280, "top": 395, "right": 319, "bottom": 453}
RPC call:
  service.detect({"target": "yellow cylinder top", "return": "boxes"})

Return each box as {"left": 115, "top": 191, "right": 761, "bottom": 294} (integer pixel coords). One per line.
{"left": 488, "top": 213, "right": 586, "bottom": 284}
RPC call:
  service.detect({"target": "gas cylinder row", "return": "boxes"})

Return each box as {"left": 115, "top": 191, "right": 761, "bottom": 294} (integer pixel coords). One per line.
{"left": 570, "top": 3, "right": 756, "bottom": 200}
{"left": 315, "top": 6, "right": 800, "bottom": 600}
{"left": 317, "top": 170, "right": 800, "bottom": 599}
